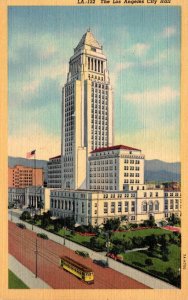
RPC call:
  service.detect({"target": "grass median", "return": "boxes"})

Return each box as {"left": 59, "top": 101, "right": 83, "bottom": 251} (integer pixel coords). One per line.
{"left": 8, "top": 270, "right": 29, "bottom": 289}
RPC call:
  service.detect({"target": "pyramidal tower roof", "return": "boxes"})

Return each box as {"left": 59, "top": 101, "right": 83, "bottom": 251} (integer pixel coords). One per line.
{"left": 74, "top": 29, "right": 102, "bottom": 52}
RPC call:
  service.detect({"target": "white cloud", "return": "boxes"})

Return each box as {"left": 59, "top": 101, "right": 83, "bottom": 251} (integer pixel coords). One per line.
{"left": 22, "top": 79, "right": 41, "bottom": 95}
{"left": 115, "top": 124, "right": 180, "bottom": 162}
{"left": 115, "top": 62, "right": 135, "bottom": 73}
{"left": 161, "top": 26, "right": 177, "bottom": 38}
{"left": 125, "top": 86, "right": 179, "bottom": 105}
{"left": 8, "top": 125, "right": 61, "bottom": 160}
{"left": 131, "top": 43, "right": 150, "bottom": 57}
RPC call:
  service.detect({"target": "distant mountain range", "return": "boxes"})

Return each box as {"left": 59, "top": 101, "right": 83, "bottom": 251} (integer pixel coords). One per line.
{"left": 144, "top": 159, "right": 180, "bottom": 182}
{"left": 8, "top": 156, "right": 48, "bottom": 181}
{"left": 8, "top": 156, "right": 181, "bottom": 183}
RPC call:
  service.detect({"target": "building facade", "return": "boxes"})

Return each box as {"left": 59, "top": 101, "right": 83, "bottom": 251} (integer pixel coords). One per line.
{"left": 89, "top": 145, "right": 145, "bottom": 191}
{"left": 50, "top": 186, "right": 181, "bottom": 226}
{"left": 61, "top": 30, "right": 114, "bottom": 190}
{"left": 8, "top": 186, "right": 51, "bottom": 212}
{"left": 8, "top": 165, "right": 43, "bottom": 188}
{"left": 47, "top": 155, "right": 62, "bottom": 188}
{"left": 49, "top": 31, "right": 181, "bottom": 226}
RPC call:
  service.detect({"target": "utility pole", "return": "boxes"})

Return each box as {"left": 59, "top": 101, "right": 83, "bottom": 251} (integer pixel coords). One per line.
{"left": 35, "top": 238, "right": 38, "bottom": 278}
{"left": 106, "top": 231, "right": 110, "bottom": 267}
{"left": 11, "top": 210, "right": 12, "bottom": 221}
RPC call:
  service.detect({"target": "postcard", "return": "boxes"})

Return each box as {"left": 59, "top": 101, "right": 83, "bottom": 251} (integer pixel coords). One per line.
{"left": 0, "top": 0, "right": 188, "bottom": 299}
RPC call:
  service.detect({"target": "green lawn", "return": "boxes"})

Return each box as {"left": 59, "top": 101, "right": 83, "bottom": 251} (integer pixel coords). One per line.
{"left": 112, "top": 228, "right": 172, "bottom": 240}
{"left": 58, "top": 228, "right": 92, "bottom": 245}
{"left": 122, "top": 244, "right": 180, "bottom": 283}
{"left": 8, "top": 270, "right": 29, "bottom": 289}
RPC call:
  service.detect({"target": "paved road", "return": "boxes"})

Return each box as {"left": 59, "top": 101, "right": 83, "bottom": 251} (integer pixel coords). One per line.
{"left": 9, "top": 221, "right": 149, "bottom": 289}
{"left": 9, "top": 254, "right": 51, "bottom": 289}
{"left": 8, "top": 209, "right": 176, "bottom": 289}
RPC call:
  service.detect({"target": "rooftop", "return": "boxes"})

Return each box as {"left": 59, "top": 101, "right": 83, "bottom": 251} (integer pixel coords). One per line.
{"left": 49, "top": 155, "right": 61, "bottom": 160}
{"left": 90, "top": 145, "right": 141, "bottom": 154}
{"left": 74, "top": 29, "right": 101, "bottom": 52}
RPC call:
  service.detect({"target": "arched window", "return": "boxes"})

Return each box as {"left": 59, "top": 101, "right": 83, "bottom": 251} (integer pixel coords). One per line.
{"left": 148, "top": 201, "right": 153, "bottom": 212}
{"left": 142, "top": 201, "right": 147, "bottom": 212}
{"left": 69, "top": 201, "right": 71, "bottom": 210}
{"left": 65, "top": 201, "right": 67, "bottom": 210}
{"left": 154, "top": 201, "right": 159, "bottom": 211}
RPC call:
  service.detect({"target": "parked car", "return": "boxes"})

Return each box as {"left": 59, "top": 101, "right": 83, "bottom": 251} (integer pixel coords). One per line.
{"left": 106, "top": 253, "right": 123, "bottom": 262}
{"left": 37, "top": 233, "right": 48, "bottom": 240}
{"left": 75, "top": 250, "right": 89, "bottom": 258}
{"left": 93, "top": 259, "right": 108, "bottom": 268}
{"left": 16, "top": 223, "right": 26, "bottom": 229}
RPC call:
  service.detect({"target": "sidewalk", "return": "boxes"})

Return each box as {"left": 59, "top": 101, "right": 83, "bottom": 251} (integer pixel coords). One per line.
{"left": 9, "top": 254, "right": 51, "bottom": 289}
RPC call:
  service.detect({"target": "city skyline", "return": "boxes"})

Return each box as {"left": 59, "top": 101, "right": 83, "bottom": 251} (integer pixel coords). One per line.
{"left": 8, "top": 6, "right": 180, "bottom": 162}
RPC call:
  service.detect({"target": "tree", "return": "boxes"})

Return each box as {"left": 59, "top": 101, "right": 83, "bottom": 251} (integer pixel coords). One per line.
{"left": 148, "top": 215, "right": 156, "bottom": 227}
{"left": 168, "top": 213, "right": 181, "bottom": 226}
{"left": 159, "top": 234, "right": 169, "bottom": 255}
{"left": 41, "top": 211, "right": 52, "bottom": 228}
{"left": 103, "top": 218, "right": 121, "bottom": 231}
{"left": 20, "top": 211, "right": 31, "bottom": 221}
{"left": 64, "top": 216, "right": 75, "bottom": 229}
{"left": 164, "top": 267, "right": 181, "bottom": 287}
{"left": 145, "top": 234, "right": 158, "bottom": 252}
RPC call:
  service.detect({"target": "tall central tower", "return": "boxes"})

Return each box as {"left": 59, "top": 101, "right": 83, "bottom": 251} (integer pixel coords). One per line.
{"left": 61, "top": 30, "right": 114, "bottom": 190}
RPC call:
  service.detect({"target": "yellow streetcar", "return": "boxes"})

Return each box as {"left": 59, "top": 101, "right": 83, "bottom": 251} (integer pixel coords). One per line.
{"left": 60, "top": 256, "right": 94, "bottom": 284}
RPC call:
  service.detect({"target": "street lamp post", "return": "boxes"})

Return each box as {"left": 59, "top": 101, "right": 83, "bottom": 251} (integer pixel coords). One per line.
{"left": 35, "top": 238, "right": 38, "bottom": 278}
{"left": 105, "top": 231, "right": 110, "bottom": 267}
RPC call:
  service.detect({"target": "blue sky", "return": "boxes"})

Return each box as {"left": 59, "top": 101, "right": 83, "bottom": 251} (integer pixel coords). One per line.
{"left": 8, "top": 6, "right": 180, "bottom": 161}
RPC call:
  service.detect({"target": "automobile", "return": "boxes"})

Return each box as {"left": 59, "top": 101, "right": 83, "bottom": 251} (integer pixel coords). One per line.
{"left": 75, "top": 250, "right": 89, "bottom": 258}
{"left": 16, "top": 223, "right": 26, "bottom": 229}
{"left": 106, "top": 253, "right": 123, "bottom": 262}
{"left": 37, "top": 233, "right": 49, "bottom": 240}
{"left": 93, "top": 259, "right": 108, "bottom": 268}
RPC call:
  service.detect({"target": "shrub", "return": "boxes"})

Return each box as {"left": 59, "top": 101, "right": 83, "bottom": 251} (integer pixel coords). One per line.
{"left": 54, "top": 222, "right": 62, "bottom": 232}
{"left": 20, "top": 211, "right": 31, "bottom": 221}
{"left": 90, "top": 236, "right": 105, "bottom": 250}
{"left": 123, "top": 239, "right": 133, "bottom": 250}
{"left": 145, "top": 258, "right": 153, "bottom": 266}
{"left": 103, "top": 218, "right": 121, "bottom": 231}
{"left": 37, "top": 233, "right": 48, "bottom": 240}
{"left": 162, "top": 254, "right": 169, "bottom": 261}
{"left": 129, "top": 223, "right": 138, "bottom": 229}
{"left": 164, "top": 267, "right": 181, "bottom": 287}
{"left": 132, "top": 236, "right": 145, "bottom": 248}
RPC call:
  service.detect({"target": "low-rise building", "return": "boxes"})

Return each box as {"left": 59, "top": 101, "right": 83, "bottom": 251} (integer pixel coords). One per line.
{"left": 47, "top": 155, "right": 61, "bottom": 188}
{"left": 8, "top": 165, "right": 44, "bottom": 188}
{"left": 8, "top": 186, "right": 51, "bottom": 212}
{"left": 8, "top": 188, "right": 25, "bottom": 207}
{"left": 50, "top": 185, "right": 181, "bottom": 226}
